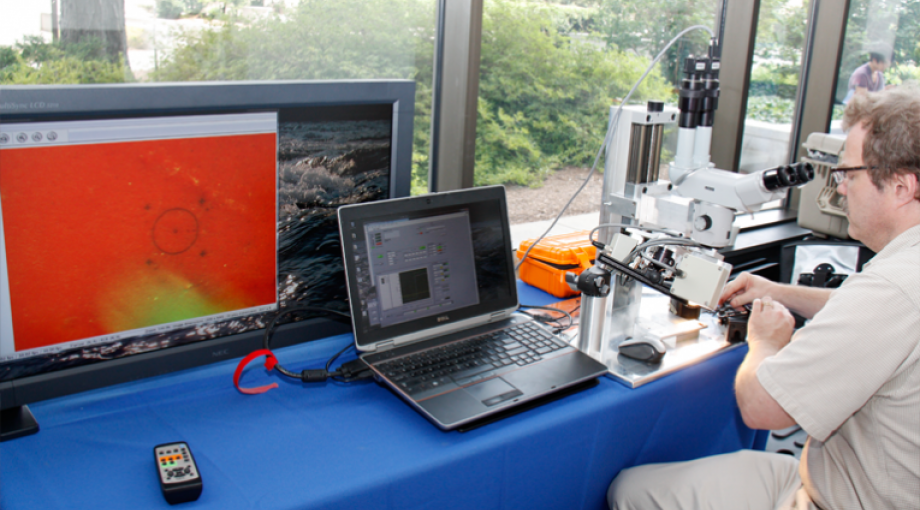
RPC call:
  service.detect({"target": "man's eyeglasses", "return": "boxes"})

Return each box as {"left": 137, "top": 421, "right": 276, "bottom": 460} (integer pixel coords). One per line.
{"left": 830, "top": 166, "right": 871, "bottom": 184}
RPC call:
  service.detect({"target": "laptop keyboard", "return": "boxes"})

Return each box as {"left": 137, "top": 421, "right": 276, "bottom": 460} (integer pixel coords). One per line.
{"left": 375, "top": 322, "right": 571, "bottom": 395}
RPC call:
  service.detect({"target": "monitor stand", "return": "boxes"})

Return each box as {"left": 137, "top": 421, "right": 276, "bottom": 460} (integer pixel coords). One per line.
{"left": 1, "top": 405, "right": 40, "bottom": 442}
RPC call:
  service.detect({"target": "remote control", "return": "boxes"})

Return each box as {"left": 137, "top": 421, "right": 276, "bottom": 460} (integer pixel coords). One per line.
{"left": 154, "top": 442, "right": 203, "bottom": 505}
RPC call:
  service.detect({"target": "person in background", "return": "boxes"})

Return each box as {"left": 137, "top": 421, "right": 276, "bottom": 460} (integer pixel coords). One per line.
{"left": 607, "top": 86, "right": 920, "bottom": 509}
{"left": 843, "top": 52, "right": 888, "bottom": 103}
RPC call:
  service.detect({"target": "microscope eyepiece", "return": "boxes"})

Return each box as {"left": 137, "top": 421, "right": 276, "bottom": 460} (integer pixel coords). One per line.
{"left": 761, "top": 162, "right": 815, "bottom": 191}
{"left": 779, "top": 165, "right": 797, "bottom": 187}
{"left": 795, "top": 161, "right": 815, "bottom": 183}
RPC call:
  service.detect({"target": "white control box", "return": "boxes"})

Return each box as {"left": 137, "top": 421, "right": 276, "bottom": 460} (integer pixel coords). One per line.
{"left": 670, "top": 254, "right": 731, "bottom": 310}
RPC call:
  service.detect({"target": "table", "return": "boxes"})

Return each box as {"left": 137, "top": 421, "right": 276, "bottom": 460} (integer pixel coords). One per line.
{"left": 0, "top": 284, "right": 765, "bottom": 510}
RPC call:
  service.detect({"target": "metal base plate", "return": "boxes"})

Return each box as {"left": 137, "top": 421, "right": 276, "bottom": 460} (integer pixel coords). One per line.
{"left": 542, "top": 290, "right": 742, "bottom": 388}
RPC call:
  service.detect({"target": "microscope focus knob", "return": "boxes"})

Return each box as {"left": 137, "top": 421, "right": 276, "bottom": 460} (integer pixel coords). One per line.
{"left": 694, "top": 214, "right": 713, "bottom": 231}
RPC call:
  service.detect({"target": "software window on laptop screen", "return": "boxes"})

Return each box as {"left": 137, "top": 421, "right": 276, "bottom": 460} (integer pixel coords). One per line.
{"left": 0, "top": 113, "right": 278, "bottom": 361}
{"left": 362, "top": 211, "right": 480, "bottom": 328}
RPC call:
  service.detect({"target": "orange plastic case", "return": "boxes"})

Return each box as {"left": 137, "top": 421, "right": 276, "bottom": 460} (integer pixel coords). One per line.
{"left": 516, "top": 231, "right": 596, "bottom": 298}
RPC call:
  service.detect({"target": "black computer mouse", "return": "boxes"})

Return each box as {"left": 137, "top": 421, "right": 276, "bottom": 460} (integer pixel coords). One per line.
{"left": 617, "top": 336, "right": 666, "bottom": 364}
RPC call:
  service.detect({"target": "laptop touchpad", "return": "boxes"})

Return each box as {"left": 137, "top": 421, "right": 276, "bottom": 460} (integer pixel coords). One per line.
{"left": 466, "top": 377, "right": 523, "bottom": 407}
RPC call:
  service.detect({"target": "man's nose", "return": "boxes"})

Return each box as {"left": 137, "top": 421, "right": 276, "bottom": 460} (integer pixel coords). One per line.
{"left": 837, "top": 179, "right": 847, "bottom": 195}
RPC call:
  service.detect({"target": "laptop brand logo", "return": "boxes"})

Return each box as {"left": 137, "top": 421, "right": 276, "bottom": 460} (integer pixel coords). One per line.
{"left": 437, "top": 316, "right": 449, "bottom": 323}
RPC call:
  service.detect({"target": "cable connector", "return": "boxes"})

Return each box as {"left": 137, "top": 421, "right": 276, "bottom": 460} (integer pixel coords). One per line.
{"left": 338, "top": 359, "right": 371, "bottom": 380}
{"left": 301, "top": 369, "right": 330, "bottom": 382}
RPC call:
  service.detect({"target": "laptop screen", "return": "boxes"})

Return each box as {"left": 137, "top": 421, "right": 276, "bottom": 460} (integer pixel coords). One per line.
{"left": 338, "top": 186, "right": 518, "bottom": 351}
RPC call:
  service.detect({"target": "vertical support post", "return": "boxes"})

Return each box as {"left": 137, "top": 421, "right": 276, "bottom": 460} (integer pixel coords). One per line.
{"left": 788, "top": 0, "right": 850, "bottom": 165}
{"left": 429, "top": 0, "right": 483, "bottom": 192}
{"left": 710, "top": 0, "right": 761, "bottom": 172}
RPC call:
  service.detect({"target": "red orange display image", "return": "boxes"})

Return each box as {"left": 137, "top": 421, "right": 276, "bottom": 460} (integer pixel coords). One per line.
{"left": 0, "top": 133, "right": 277, "bottom": 352}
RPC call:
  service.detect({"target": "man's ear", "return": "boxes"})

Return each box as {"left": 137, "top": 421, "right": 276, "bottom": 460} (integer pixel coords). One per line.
{"left": 891, "top": 171, "right": 920, "bottom": 206}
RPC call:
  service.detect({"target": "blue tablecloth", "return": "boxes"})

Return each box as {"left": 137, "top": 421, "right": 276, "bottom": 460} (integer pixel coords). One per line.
{"left": 0, "top": 284, "right": 762, "bottom": 510}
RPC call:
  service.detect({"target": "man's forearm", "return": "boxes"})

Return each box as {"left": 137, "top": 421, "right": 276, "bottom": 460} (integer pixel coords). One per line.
{"left": 771, "top": 283, "right": 832, "bottom": 319}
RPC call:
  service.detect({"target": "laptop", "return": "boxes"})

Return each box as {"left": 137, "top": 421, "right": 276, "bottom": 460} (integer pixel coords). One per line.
{"left": 338, "top": 185, "right": 607, "bottom": 430}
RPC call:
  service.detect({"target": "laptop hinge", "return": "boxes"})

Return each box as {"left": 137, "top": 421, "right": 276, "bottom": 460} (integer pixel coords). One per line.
{"left": 375, "top": 340, "right": 395, "bottom": 352}
{"left": 489, "top": 311, "right": 509, "bottom": 323}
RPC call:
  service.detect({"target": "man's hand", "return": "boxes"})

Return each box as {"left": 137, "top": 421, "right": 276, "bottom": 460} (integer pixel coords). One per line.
{"left": 747, "top": 296, "right": 795, "bottom": 351}
{"left": 721, "top": 271, "right": 833, "bottom": 320}
{"left": 719, "top": 272, "right": 777, "bottom": 310}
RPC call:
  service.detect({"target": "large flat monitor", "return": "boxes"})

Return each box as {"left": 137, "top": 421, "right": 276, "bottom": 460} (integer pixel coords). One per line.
{"left": 0, "top": 80, "right": 414, "bottom": 440}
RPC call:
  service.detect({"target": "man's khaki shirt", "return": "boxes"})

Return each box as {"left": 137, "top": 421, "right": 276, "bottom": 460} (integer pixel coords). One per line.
{"left": 759, "top": 224, "right": 920, "bottom": 509}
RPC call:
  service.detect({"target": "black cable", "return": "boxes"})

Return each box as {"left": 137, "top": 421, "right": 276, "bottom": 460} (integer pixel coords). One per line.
{"left": 261, "top": 305, "right": 370, "bottom": 383}
{"left": 325, "top": 342, "right": 353, "bottom": 375}
{"left": 518, "top": 305, "right": 575, "bottom": 333}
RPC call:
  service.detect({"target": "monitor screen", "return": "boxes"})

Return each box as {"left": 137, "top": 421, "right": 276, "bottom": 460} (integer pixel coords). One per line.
{"left": 0, "top": 81, "right": 414, "bottom": 435}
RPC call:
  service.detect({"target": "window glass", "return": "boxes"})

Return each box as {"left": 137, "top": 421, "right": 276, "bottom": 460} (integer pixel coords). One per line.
{"left": 474, "top": 0, "right": 717, "bottom": 235}
{"left": 738, "top": 0, "right": 808, "bottom": 174}
{"left": 832, "top": 0, "right": 920, "bottom": 131}
{"left": 0, "top": 0, "right": 437, "bottom": 192}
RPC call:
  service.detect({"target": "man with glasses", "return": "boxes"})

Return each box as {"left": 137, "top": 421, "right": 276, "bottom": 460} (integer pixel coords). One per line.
{"left": 608, "top": 87, "right": 920, "bottom": 509}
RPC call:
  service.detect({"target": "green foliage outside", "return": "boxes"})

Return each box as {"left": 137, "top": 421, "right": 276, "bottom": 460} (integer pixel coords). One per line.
{"left": 563, "top": 0, "right": 715, "bottom": 86}
{"left": 742, "top": 0, "right": 806, "bottom": 126}
{"left": 0, "top": 0, "right": 703, "bottom": 193}
{"left": 744, "top": 0, "right": 920, "bottom": 125}
{"left": 157, "top": 0, "right": 185, "bottom": 20}
{"left": 146, "top": 0, "right": 435, "bottom": 193}
{"left": 886, "top": 61, "right": 920, "bottom": 84}
{"left": 746, "top": 95, "right": 797, "bottom": 124}
{"left": 476, "top": 0, "right": 675, "bottom": 187}
{"left": 149, "top": 0, "right": 682, "bottom": 191}
{"left": 0, "top": 36, "right": 126, "bottom": 85}
{"left": 157, "top": 0, "right": 246, "bottom": 19}
{"left": 837, "top": 0, "right": 920, "bottom": 102}
{"left": 12, "top": 0, "right": 920, "bottom": 189}
{"left": 747, "top": 65, "right": 920, "bottom": 126}
{"left": 474, "top": 0, "right": 715, "bottom": 188}
{"left": 749, "top": 0, "right": 808, "bottom": 95}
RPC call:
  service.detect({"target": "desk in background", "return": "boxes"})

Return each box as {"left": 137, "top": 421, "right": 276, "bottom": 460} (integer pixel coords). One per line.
{"left": 0, "top": 283, "right": 765, "bottom": 510}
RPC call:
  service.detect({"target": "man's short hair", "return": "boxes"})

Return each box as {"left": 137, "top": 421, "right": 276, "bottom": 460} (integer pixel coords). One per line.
{"left": 869, "top": 52, "right": 888, "bottom": 64}
{"left": 842, "top": 86, "right": 920, "bottom": 199}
